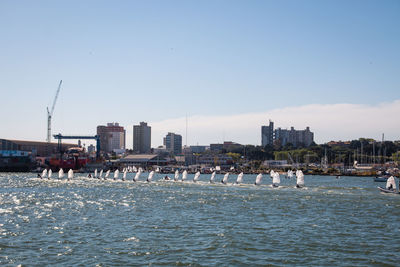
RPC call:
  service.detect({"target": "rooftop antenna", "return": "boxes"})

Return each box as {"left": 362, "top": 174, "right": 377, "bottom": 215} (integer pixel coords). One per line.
{"left": 47, "top": 80, "right": 62, "bottom": 143}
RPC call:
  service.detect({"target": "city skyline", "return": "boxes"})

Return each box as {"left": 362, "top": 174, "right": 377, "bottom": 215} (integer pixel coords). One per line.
{"left": 0, "top": 1, "right": 399, "bottom": 147}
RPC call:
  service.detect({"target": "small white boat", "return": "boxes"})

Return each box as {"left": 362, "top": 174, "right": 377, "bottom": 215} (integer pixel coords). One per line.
{"left": 114, "top": 169, "right": 119, "bottom": 180}
{"left": 147, "top": 171, "right": 154, "bottom": 182}
{"left": 104, "top": 170, "right": 110, "bottom": 179}
{"left": 193, "top": 171, "right": 200, "bottom": 182}
{"left": 182, "top": 170, "right": 188, "bottom": 181}
{"left": 272, "top": 172, "right": 280, "bottom": 187}
{"left": 99, "top": 169, "right": 103, "bottom": 179}
{"left": 41, "top": 169, "right": 47, "bottom": 179}
{"left": 236, "top": 172, "right": 244, "bottom": 184}
{"left": 67, "top": 169, "right": 74, "bottom": 180}
{"left": 378, "top": 176, "right": 399, "bottom": 194}
{"left": 48, "top": 169, "right": 52, "bottom": 179}
{"left": 221, "top": 173, "right": 229, "bottom": 184}
{"left": 122, "top": 169, "right": 127, "bottom": 181}
{"left": 255, "top": 173, "right": 263, "bottom": 185}
{"left": 134, "top": 169, "right": 142, "bottom": 182}
{"left": 174, "top": 170, "right": 179, "bottom": 181}
{"left": 296, "top": 170, "right": 305, "bottom": 188}
{"left": 94, "top": 169, "right": 98, "bottom": 179}
{"left": 210, "top": 171, "right": 216, "bottom": 183}
{"left": 58, "top": 168, "right": 64, "bottom": 179}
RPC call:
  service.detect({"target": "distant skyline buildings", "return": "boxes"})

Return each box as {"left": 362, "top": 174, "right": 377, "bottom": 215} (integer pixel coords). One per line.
{"left": 133, "top": 122, "right": 151, "bottom": 154}
{"left": 261, "top": 120, "right": 314, "bottom": 148}
{"left": 96, "top": 122, "right": 125, "bottom": 153}
{"left": 164, "top": 132, "right": 182, "bottom": 155}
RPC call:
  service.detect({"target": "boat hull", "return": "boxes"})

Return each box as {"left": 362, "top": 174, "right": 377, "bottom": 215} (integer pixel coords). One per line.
{"left": 374, "top": 177, "right": 388, "bottom": 182}
{"left": 378, "top": 187, "right": 399, "bottom": 194}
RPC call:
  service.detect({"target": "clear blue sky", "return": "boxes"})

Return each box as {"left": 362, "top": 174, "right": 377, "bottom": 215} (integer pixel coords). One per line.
{"left": 1, "top": 0, "right": 399, "bottom": 146}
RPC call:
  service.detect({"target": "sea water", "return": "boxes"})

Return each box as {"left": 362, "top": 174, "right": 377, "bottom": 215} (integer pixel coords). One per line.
{"left": 0, "top": 173, "right": 399, "bottom": 266}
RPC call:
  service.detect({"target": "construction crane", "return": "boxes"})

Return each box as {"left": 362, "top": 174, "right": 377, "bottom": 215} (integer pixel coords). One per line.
{"left": 47, "top": 80, "right": 63, "bottom": 143}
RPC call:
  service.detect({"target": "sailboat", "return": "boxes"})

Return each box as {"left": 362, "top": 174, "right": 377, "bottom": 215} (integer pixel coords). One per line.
{"left": 255, "top": 173, "right": 263, "bottom": 185}
{"left": 41, "top": 169, "right": 47, "bottom": 179}
{"left": 134, "top": 169, "right": 142, "bottom": 182}
{"left": 221, "top": 172, "right": 229, "bottom": 184}
{"left": 67, "top": 169, "right": 73, "bottom": 181}
{"left": 94, "top": 169, "right": 98, "bottom": 179}
{"left": 104, "top": 170, "right": 110, "bottom": 180}
{"left": 99, "top": 169, "right": 103, "bottom": 179}
{"left": 210, "top": 171, "right": 216, "bottom": 183}
{"left": 270, "top": 170, "right": 275, "bottom": 179}
{"left": 48, "top": 169, "right": 52, "bottom": 179}
{"left": 193, "top": 171, "right": 200, "bottom": 182}
{"left": 287, "top": 170, "right": 294, "bottom": 179}
{"left": 236, "top": 172, "right": 244, "bottom": 184}
{"left": 122, "top": 169, "right": 127, "bottom": 181}
{"left": 174, "top": 170, "right": 180, "bottom": 181}
{"left": 147, "top": 171, "right": 154, "bottom": 182}
{"left": 296, "top": 170, "right": 305, "bottom": 188}
{"left": 58, "top": 168, "right": 64, "bottom": 179}
{"left": 113, "top": 169, "right": 119, "bottom": 180}
{"left": 182, "top": 170, "right": 188, "bottom": 181}
{"left": 378, "top": 176, "right": 399, "bottom": 194}
{"left": 272, "top": 172, "right": 280, "bottom": 187}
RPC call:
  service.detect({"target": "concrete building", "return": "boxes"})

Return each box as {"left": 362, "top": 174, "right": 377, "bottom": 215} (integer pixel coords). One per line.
{"left": 133, "top": 122, "right": 151, "bottom": 154}
{"left": 97, "top": 123, "right": 126, "bottom": 153}
{"left": 261, "top": 120, "right": 274, "bottom": 147}
{"left": 274, "top": 126, "right": 314, "bottom": 147}
{"left": 164, "top": 132, "right": 182, "bottom": 155}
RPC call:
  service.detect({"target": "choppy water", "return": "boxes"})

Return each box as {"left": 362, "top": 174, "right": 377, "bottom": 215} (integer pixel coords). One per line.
{"left": 1, "top": 172, "right": 399, "bottom": 266}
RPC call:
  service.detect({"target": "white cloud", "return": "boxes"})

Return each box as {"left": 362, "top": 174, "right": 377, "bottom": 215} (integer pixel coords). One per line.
{"left": 141, "top": 100, "right": 400, "bottom": 147}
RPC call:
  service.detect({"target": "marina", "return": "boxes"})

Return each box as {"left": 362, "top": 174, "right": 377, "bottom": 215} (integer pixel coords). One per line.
{"left": 1, "top": 172, "right": 399, "bottom": 265}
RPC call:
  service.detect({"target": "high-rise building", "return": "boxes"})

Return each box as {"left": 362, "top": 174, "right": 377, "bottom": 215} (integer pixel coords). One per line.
{"left": 261, "top": 121, "right": 314, "bottom": 148}
{"left": 163, "top": 132, "right": 182, "bottom": 155}
{"left": 133, "top": 122, "right": 151, "bottom": 154}
{"left": 97, "top": 123, "right": 126, "bottom": 153}
{"left": 261, "top": 120, "right": 274, "bottom": 147}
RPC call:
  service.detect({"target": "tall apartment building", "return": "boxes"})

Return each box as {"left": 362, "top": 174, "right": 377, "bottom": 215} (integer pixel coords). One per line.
{"left": 261, "top": 120, "right": 274, "bottom": 147}
{"left": 163, "top": 132, "right": 182, "bottom": 155}
{"left": 261, "top": 120, "right": 314, "bottom": 148}
{"left": 133, "top": 122, "right": 151, "bottom": 154}
{"left": 97, "top": 123, "right": 126, "bottom": 153}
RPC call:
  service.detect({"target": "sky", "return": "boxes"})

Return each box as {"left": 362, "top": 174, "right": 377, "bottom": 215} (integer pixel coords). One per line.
{"left": 0, "top": 0, "right": 399, "bottom": 148}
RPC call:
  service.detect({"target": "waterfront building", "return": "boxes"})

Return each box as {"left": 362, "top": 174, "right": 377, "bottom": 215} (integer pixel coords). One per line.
{"left": 261, "top": 120, "right": 314, "bottom": 148}
{"left": 210, "top": 143, "right": 223, "bottom": 152}
{"left": 97, "top": 123, "right": 126, "bottom": 153}
{"left": 261, "top": 120, "right": 274, "bottom": 147}
{"left": 133, "top": 122, "right": 151, "bottom": 154}
{"left": 190, "top": 145, "right": 208, "bottom": 153}
{"left": 164, "top": 132, "right": 182, "bottom": 155}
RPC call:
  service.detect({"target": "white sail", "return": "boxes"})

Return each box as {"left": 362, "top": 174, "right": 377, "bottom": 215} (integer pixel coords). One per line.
{"left": 296, "top": 170, "right": 305, "bottom": 187}
{"left": 270, "top": 170, "right": 275, "bottom": 179}
{"left": 123, "top": 170, "right": 127, "bottom": 180}
{"left": 272, "top": 172, "right": 280, "bottom": 185}
{"left": 105, "top": 170, "right": 110, "bottom": 179}
{"left": 147, "top": 171, "right": 154, "bottom": 182}
{"left": 67, "top": 169, "right": 74, "bottom": 180}
{"left": 58, "top": 168, "right": 64, "bottom": 179}
{"left": 114, "top": 169, "right": 119, "bottom": 180}
{"left": 236, "top": 172, "right": 244, "bottom": 184}
{"left": 287, "top": 170, "right": 293, "bottom": 178}
{"left": 193, "top": 171, "right": 200, "bottom": 182}
{"left": 134, "top": 169, "right": 142, "bottom": 182}
{"left": 48, "top": 169, "right": 52, "bottom": 179}
{"left": 255, "top": 173, "right": 263, "bottom": 185}
{"left": 386, "top": 176, "right": 396, "bottom": 190}
{"left": 174, "top": 170, "right": 179, "bottom": 181}
{"left": 41, "top": 169, "right": 47, "bottom": 178}
{"left": 99, "top": 169, "right": 103, "bottom": 179}
{"left": 222, "top": 172, "right": 229, "bottom": 184}
{"left": 210, "top": 171, "right": 216, "bottom": 183}
{"left": 94, "top": 169, "right": 98, "bottom": 178}
{"left": 182, "top": 170, "right": 188, "bottom": 181}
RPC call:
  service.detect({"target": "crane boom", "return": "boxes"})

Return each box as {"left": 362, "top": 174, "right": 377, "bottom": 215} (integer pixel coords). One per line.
{"left": 47, "top": 80, "right": 62, "bottom": 143}
{"left": 50, "top": 80, "right": 62, "bottom": 116}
